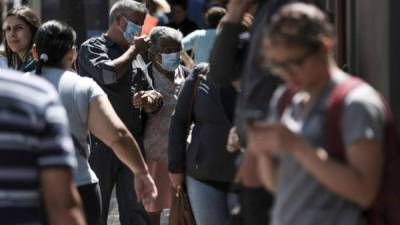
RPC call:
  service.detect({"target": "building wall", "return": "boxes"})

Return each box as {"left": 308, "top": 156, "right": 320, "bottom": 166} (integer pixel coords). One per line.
{"left": 347, "top": 0, "right": 399, "bottom": 127}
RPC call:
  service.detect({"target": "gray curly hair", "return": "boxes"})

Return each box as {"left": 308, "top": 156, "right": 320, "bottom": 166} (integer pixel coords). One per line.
{"left": 149, "top": 26, "right": 183, "bottom": 53}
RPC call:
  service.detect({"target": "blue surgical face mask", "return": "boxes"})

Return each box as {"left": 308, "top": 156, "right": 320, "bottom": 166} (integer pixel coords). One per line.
{"left": 122, "top": 17, "right": 142, "bottom": 44}
{"left": 160, "top": 52, "right": 181, "bottom": 72}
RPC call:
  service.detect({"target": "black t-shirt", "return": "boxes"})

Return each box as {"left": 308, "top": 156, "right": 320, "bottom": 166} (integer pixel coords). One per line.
{"left": 77, "top": 34, "right": 152, "bottom": 137}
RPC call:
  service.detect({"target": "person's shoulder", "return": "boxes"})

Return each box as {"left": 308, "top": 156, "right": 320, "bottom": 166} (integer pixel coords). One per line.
{"left": 64, "top": 70, "right": 99, "bottom": 87}
{"left": 331, "top": 74, "right": 387, "bottom": 122}
{"left": 80, "top": 34, "right": 107, "bottom": 48}
{"left": 0, "top": 68, "right": 59, "bottom": 103}
{"left": 345, "top": 82, "right": 384, "bottom": 111}
{"left": 331, "top": 73, "right": 382, "bottom": 107}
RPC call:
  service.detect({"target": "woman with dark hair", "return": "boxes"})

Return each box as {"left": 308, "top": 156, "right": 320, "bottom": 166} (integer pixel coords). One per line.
{"left": 29, "top": 20, "right": 157, "bottom": 225}
{"left": 3, "top": 6, "right": 40, "bottom": 72}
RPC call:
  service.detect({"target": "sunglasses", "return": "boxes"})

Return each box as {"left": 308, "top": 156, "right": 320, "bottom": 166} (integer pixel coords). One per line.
{"left": 261, "top": 47, "right": 319, "bottom": 76}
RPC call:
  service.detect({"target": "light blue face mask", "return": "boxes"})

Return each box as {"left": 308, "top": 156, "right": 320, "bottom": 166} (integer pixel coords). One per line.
{"left": 160, "top": 52, "right": 181, "bottom": 72}
{"left": 122, "top": 17, "right": 142, "bottom": 44}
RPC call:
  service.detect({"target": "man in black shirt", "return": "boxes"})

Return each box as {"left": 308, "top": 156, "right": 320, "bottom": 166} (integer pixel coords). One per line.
{"left": 76, "top": 1, "right": 162, "bottom": 225}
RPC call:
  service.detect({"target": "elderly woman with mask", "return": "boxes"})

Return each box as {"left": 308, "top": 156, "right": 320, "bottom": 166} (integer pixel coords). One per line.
{"left": 142, "top": 26, "right": 189, "bottom": 225}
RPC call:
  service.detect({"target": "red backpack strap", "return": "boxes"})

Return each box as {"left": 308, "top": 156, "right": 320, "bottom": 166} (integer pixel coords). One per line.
{"left": 325, "top": 76, "right": 364, "bottom": 160}
{"left": 277, "top": 87, "right": 297, "bottom": 118}
{"left": 368, "top": 93, "right": 400, "bottom": 225}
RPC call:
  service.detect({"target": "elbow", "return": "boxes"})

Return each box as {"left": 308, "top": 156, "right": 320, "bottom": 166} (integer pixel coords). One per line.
{"left": 107, "top": 127, "right": 132, "bottom": 147}
{"left": 352, "top": 184, "right": 379, "bottom": 208}
{"left": 357, "top": 190, "right": 378, "bottom": 209}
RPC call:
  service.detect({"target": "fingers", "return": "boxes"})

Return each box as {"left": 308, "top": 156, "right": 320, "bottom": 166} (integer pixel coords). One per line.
{"left": 235, "top": 151, "right": 263, "bottom": 187}
{"left": 133, "top": 35, "right": 150, "bottom": 53}
{"left": 133, "top": 90, "right": 163, "bottom": 108}
{"left": 168, "top": 173, "right": 184, "bottom": 190}
{"left": 227, "top": 127, "right": 241, "bottom": 153}
{"left": 134, "top": 174, "right": 158, "bottom": 204}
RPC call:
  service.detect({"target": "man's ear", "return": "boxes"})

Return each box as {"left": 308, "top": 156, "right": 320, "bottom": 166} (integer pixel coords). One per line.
{"left": 32, "top": 44, "right": 39, "bottom": 60}
{"left": 67, "top": 47, "right": 77, "bottom": 64}
{"left": 320, "top": 36, "right": 334, "bottom": 54}
{"left": 148, "top": 46, "right": 157, "bottom": 61}
{"left": 116, "top": 15, "right": 124, "bottom": 26}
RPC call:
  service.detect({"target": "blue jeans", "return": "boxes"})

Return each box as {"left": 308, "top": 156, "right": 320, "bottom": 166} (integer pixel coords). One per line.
{"left": 89, "top": 136, "right": 150, "bottom": 225}
{"left": 186, "top": 176, "right": 238, "bottom": 225}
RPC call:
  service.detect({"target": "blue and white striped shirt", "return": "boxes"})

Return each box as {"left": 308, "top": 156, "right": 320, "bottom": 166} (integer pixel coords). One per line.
{"left": 0, "top": 69, "right": 76, "bottom": 225}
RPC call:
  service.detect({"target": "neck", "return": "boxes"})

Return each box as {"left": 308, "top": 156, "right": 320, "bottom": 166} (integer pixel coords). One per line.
{"left": 17, "top": 50, "right": 29, "bottom": 62}
{"left": 308, "top": 60, "right": 338, "bottom": 99}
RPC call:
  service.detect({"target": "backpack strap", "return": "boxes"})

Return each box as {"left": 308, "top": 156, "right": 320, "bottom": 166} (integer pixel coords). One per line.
{"left": 186, "top": 63, "right": 209, "bottom": 135}
{"left": 325, "top": 76, "right": 364, "bottom": 160}
{"left": 277, "top": 87, "right": 297, "bottom": 119}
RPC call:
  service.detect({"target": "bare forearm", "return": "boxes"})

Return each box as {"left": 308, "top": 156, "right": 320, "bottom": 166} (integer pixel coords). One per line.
{"left": 110, "top": 133, "right": 149, "bottom": 176}
{"left": 226, "top": 0, "right": 252, "bottom": 23}
{"left": 257, "top": 153, "right": 278, "bottom": 192}
{"left": 44, "top": 182, "right": 86, "bottom": 225}
{"left": 293, "top": 145, "right": 379, "bottom": 207}
{"left": 181, "top": 52, "right": 194, "bottom": 69}
{"left": 113, "top": 46, "right": 137, "bottom": 79}
{"left": 48, "top": 208, "right": 86, "bottom": 225}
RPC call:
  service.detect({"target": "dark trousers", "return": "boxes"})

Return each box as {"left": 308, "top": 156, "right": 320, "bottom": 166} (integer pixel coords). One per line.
{"left": 78, "top": 183, "right": 102, "bottom": 225}
{"left": 241, "top": 187, "right": 273, "bottom": 225}
{"left": 89, "top": 137, "right": 150, "bottom": 225}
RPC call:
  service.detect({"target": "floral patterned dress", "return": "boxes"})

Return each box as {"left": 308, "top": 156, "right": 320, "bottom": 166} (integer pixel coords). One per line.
{"left": 144, "top": 65, "right": 186, "bottom": 162}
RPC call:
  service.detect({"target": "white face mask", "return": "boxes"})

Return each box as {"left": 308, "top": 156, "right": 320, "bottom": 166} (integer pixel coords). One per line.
{"left": 160, "top": 52, "right": 181, "bottom": 72}
{"left": 121, "top": 17, "right": 142, "bottom": 44}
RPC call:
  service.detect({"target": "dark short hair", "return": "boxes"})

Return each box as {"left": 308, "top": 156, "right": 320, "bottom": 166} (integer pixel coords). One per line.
{"left": 264, "top": 3, "right": 334, "bottom": 50}
{"left": 205, "top": 7, "right": 226, "bottom": 29}
{"left": 170, "top": 0, "right": 187, "bottom": 10}
{"left": 34, "top": 20, "right": 76, "bottom": 74}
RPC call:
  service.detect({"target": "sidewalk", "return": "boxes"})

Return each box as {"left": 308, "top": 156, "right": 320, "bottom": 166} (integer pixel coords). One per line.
{"left": 108, "top": 189, "right": 120, "bottom": 225}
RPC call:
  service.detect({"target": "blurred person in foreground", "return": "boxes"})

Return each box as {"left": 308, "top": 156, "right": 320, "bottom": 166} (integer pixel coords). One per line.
{"left": 208, "top": 0, "right": 284, "bottom": 224}
{"left": 242, "top": 3, "right": 385, "bottom": 225}
{"left": 0, "top": 68, "right": 85, "bottom": 224}
{"left": 76, "top": 1, "right": 162, "bottom": 224}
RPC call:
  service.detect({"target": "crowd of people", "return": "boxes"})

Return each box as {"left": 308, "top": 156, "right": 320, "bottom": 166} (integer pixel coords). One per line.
{"left": 0, "top": 0, "right": 397, "bottom": 225}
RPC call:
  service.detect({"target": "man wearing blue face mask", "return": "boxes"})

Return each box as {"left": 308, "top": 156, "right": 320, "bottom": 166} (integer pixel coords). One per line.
{"left": 76, "top": 1, "right": 162, "bottom": 225}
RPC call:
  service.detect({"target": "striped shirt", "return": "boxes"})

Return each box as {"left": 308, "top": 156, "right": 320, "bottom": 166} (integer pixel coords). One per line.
{"left": 0, "top": 69, "right": 76, "bottom": 225}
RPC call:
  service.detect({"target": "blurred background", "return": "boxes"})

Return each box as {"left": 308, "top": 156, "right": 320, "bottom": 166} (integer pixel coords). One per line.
{"left": 1, "top": 0, "right": 399, "bottom": 127}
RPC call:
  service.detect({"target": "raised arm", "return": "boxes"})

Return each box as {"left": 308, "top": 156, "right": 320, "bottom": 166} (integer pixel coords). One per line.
{"left": 77, "top": 37, "right": 148, "bottom": 84}
{"left": 208, "top": 0, "right": 252, "bottom": 85}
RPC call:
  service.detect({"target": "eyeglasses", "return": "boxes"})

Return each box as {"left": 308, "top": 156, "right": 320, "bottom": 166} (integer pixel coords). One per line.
{"left": 262, "top": 47, "right": 319, "bottom": 76}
